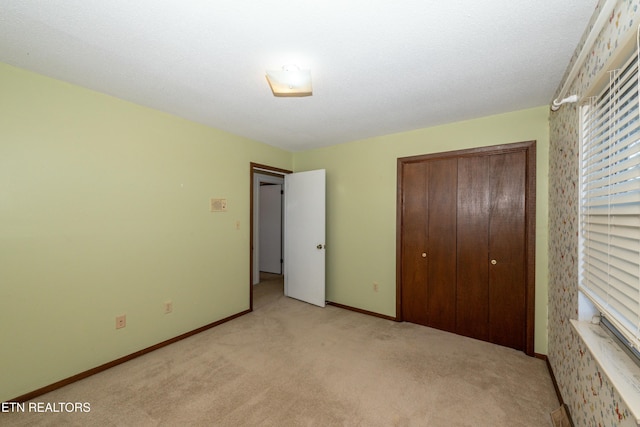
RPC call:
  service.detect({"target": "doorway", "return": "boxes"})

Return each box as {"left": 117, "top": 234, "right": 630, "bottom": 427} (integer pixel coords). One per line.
{"left": 250, "top": 163, "right": 327, "bottom": 310}
{"left": 250, "top": 163, "right": 291, "bottom": 310}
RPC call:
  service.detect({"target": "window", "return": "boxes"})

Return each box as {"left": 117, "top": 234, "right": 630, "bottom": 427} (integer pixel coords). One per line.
{"left": 579, "top": 51, "right": 640, "bottom": 353}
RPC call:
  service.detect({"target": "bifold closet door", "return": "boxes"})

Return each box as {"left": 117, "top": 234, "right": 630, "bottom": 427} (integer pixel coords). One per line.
{"left": 487, "top": 151, "right": 526, "bottom": 350}
{"left": 456, "top": 152, "right": 526, "bottom": 350}
{"left": 398, "top": 141, "right": 534, "bottom": 354}
{"left": 456, "top": 155, "right": 491, "bottom": 342}
{"left": 401, "top": 161, "right": 429, "bottom": 326}
{"left": 401, "top": 158, "right": 457, "bottom": 332}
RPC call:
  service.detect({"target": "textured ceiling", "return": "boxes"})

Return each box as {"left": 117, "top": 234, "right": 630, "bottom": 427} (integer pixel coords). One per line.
{"left": 0, "top": 0, "right": 598, "bottom": 151}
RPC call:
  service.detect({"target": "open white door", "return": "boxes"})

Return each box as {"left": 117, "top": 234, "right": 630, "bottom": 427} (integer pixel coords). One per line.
{"left": 284, "top": 169, "right": 326, "bottom": 307}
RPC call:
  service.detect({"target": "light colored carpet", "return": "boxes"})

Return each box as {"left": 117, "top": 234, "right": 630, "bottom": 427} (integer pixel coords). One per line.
{"left": 3, "top": 275, "right": 559, "bottom": 426}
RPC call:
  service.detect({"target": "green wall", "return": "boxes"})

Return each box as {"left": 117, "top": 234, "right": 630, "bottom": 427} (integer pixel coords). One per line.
{"left": 0, "top": 61, "right": 551, "bottom": 402}
{"left": 293, "top": 106, "right": 550, "bottom": 354}
{"left": 0, "top": 63, "right": 292, "bottom": 402}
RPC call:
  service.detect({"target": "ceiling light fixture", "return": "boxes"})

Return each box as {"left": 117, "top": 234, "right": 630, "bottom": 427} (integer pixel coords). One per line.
{"left": 265, "top": 65, "right": 312, "bottom": 97}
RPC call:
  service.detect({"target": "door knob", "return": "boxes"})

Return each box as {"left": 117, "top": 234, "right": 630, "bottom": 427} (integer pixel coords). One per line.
{"left": 422, "top": 253, "right": 427, "bottom": 258}
{"left": 317, "top": 244, "right": 324, "bottom": 249}
{"left": 491, "top": 259, "right": 497, "bottom": 265}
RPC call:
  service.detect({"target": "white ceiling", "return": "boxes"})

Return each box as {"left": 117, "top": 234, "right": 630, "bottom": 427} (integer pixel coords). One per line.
{"left": 0, "top": 0, "right": 598, "bottom": 152}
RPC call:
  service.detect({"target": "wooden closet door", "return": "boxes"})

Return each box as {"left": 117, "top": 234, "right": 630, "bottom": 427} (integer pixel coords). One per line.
{"left": 401, "top": 158, "right": 457, "bottom": 331}
{"left": 456, "top": 155, "right": 491, "bottom": 342}
{"left": 488, "top": 151, "right": 526, "bottom": 350}
{"left": 456, "top": 151, "right": 526, "bottom": 350}
{"left": 398, "top": 141, "right": 535, "bottom": 355}
{"left": 401, "top": 162, "right": 429, "bottom": 326}
{"left": 426, "top": 158, "right": 457, "bottom": 332}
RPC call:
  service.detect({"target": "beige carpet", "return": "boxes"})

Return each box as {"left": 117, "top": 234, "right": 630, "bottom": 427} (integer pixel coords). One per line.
{"left": 3, "top": 275, "right": 559, "bottom": 426}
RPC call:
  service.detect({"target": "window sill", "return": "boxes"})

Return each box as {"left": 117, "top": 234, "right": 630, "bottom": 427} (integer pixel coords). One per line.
{"left": 571, "top": 319, "right": 640, "bottom": 425}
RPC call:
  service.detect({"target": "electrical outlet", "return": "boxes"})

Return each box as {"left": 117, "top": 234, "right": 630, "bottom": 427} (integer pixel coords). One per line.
{"left": 115, "top": 314, "right": 126, "bottom": 329}
{"left": 373, "top": 282, "right": 379, "bottom": 292}
{"left": 164, "top": 300, "right": 173, "bottom": 314}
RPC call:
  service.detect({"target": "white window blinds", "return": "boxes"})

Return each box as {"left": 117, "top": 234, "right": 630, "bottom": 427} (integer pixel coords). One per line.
{"left": 580, "top": 51, "right": 640, "bottom": 350}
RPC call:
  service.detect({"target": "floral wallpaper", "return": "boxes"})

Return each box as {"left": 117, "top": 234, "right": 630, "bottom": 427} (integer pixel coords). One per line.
{"left": 549, "top": 1, "right": 640, "bottom": 426}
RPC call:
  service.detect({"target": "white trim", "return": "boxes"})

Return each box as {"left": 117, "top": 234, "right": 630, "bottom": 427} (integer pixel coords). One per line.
{"left": 572, "top": 319, "right": 640, "bottom": 424}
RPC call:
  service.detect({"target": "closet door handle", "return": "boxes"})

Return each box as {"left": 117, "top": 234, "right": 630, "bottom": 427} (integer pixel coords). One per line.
{"left": 491, "top": 259, "right": 497, "bottom": 265}
{"left": 421, "top": 253, "right": 427, "bottom": 258}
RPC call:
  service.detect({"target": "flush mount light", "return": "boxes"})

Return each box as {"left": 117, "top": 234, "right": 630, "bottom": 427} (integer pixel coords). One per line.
{"left": 265, "top": 65, "right": 312, "bottom": 97}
